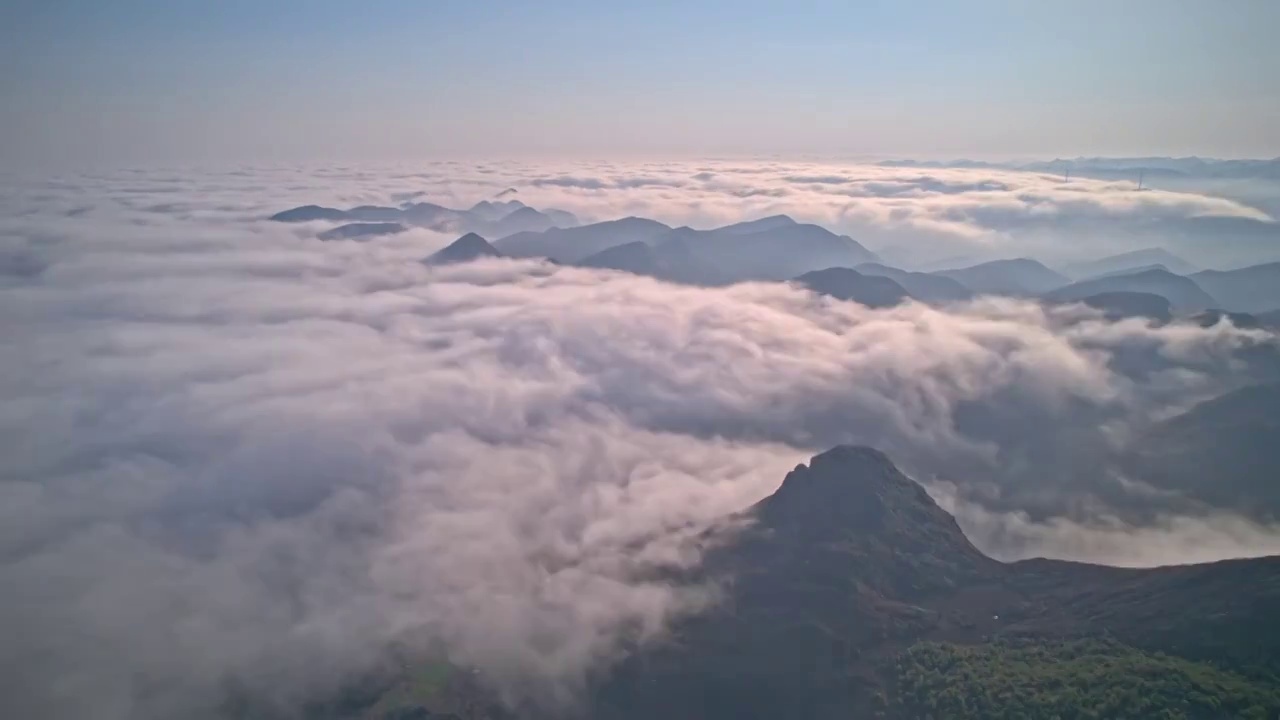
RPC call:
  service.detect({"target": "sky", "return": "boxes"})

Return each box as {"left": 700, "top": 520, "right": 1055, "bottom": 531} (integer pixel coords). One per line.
{"left": 2, "top": 0, "right": 1277, "bottom": 168}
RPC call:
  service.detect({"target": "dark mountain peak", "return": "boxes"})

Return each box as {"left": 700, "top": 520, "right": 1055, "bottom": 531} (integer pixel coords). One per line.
{"left": 717, "top": 214, "right": 798, "bottom": 235}
{"left": 755, "top": 213, "right": 795, "bottom": 224}
{"left": 736, "top": 445, "right": 996, "bottom": 599}
{"left": 1124, "top": 266, "right": 1179, "bottom": 280}
{"left": 1063, "top": 247, "right": 1199, "bottom": 279}
{"left": 613, "top": 215, "right": 666, "bottom": 228}
{"left": 935, "top": 258, "right": 1069, "bottom": 296}
{"left": 760, "top": 446, "right": 935, "bottom": 530}
{"left": 492, "top": 217, "right": 671, "bottom": 261}
{"left": 425, "top": 232, "right": 502, "bottom": 265}
{"left": 1003, "top": 257, "right": 1053, "bottom": 270}
{"left": 453, "top": 231, "right": 488, "bottom": 245}
{"left": 317, "top": 222, "right": 407, "bottom": 241}
{"left": 269, "top": 204, "right": 347, "bottom": 222}
{"left": 500, "top": 205, "right": 540, "bottom": 219}
{"left": 1043, "top": 266, "right": 1218, "bottom": 312}
{"left": 474, "top": 198, "right": 525, "bottom": 212}
{"left": 795, "top": 267, "right": 911, "bottom": 308}
{"left": 809, "top": 443, "right": 896, "bottom": 470}
{"left": 855, "top": 262, "right": 975, "bottom": 303}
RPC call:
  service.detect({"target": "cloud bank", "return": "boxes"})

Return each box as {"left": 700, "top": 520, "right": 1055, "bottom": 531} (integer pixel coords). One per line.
{"left": 2, "top": 165, "right": 1279, "bottom": 719}
{"left": 12, "top": 158, "right": 1278, "bottom": 271}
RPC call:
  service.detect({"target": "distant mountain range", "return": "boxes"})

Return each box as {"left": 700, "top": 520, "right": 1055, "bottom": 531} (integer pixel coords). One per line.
{"left": 853, "top": 262, "right": 974, "bottom": 303}
{"left": 793, "top": 267, "right": 910, "bottom": 309}
{"left": 270, "top": 198, "right": 580, "bottom": 239}
{"left": 1062, "top": 247, "right": 1200, "bottom": 279}
{"left": 361, "top": 446, "right": 1280, "bottom": 719}
{"left": 317, "top": 222, "right": 407, "bottom": 241}
{"left": 424, "top": 232, "right": 503, "bottom": 265}
{"left": 497, "top": 217, "right": 672, "bottom": 262}
{"left": 933, "top": 258, "right": 1069, "bottom": 296}
{"left": 297, "top": 203, "right": 1280, "bottom": 319}
{"left": 424, "top": 223, "right": 1280, "bottom": 321}
{"left": 497, "top": 214, "right": 879, "bottom": 284}
{"left": 1043, "top": 267, "right": 1219, "bottom": 312}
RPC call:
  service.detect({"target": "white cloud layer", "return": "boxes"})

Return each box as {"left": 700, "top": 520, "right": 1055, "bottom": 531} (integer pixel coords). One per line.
{"left": 9, "top": 158, "right": 1277, "bottom": 271}
{"left": 1, "top": 164, "right": 1279, "bottom": 719}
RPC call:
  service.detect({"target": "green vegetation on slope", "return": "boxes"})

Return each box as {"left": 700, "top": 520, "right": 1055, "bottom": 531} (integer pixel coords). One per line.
{"left": 892, "top": 638, "right": 1280, "bottom": 720}
{"left": 364, "top": 660, "right": 455, "bottom": 717}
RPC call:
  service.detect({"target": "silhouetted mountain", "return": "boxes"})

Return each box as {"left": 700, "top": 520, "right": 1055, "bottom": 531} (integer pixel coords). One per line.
{"left": 346, "top": 205, "right": 406, "bottom": 222}
{"left": 542, "top": 208, "right": 579, "bottom": 228}
{"left": 1078, "top": 263, "right": 1190, "bottom": 281}
{"left": 1075, "top": 291, "right": 1173, "bottom": 322}
{"left": 576, "top": 238, "right": 731, "bottom": 286}
{"left": 494, "top": 216, "right": 877, "bottom": 282}
{"left": 1042, "top": 267, "right": 1218, "bottom": 312}
{"left": 587, "top": 446, "right": 1280, "bottom": 720}
{"left": 653, "top": 222, "right": 878, "bottom": 282}
{"left": 317, "top": 222, "right": 407, "bottom": 241}
{"left": 716, "top": 214, "right": 798, "bottom": 235}
{"left": 1123, "top": 383, "right": 1280, "bottom": 521}
{"left": 1062, "top": 247, "right": 1198, "bottom": 279}
{"left": 855, "top": 262, "right": 974, "bottom": 303}
{"left": 494, "top": 217, "right": 673, "bottom": 262}
{"left": 468, "top": 199, "right": 526, "bottom": 222}
{"left": 577, "top": 241, "right": 661, "bottom": 274}
{"left": 270, "top": 205, "right": 349, "bottom": 222}
{"left": 934, "top": 258, "right": 1069, "bottom": 296}
{"left": 269, "top": 199, "right": 578, "bottom": 239}
{"left": 744, "top": 447, "right": 997, "bottom": 590}
{"left": 485, "top": 206, "right": 559, "bottom": 237}
{"left": 424, "top": 233, "right": 502, "bottom": 265}
{"left": 794, "top": 268, "right": 911, "bottom": 309}
{"left": 1259, "top": 309, "right": 1280, "bottom": 328}
{"left": 400, "top": 202, "right": 460, "bottom": 227}
{"left": 1191, "top": 261, "right": 1280, "bottom": 312}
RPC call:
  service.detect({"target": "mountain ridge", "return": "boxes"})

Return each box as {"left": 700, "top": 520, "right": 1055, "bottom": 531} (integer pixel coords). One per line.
{"left": 1042, "top": 266, "right": 1219, "bottom": 312}
{"left": 270, "top": 198, "right": 579, "bottom": 239}
{"left": 357, "top": 444, "right": 1280, "bottom": 719}
{"left": 934, "top": 258, "right": 1069, "bottom": 296}
{"left": 425, "top": 233, "right": 503, "bottom": 265}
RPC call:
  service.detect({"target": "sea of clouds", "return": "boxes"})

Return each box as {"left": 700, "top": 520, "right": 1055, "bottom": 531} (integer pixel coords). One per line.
{"left": 2, "top": 160, "right": 1279, "bottom": 719}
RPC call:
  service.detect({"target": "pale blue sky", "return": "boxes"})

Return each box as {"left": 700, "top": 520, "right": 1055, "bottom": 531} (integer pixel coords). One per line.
{"left": 2, "top": 0, "right": 1277, "bottom": 167}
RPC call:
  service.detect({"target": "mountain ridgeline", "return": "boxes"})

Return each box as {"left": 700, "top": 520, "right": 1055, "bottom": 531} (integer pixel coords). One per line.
{"left": 273, "top": 198, "right": 1280, "bottom": 320}
{"left": 500, "top": 214, "right": 880, "bottom": 284}
{"left": 270, "top": 198, "right": 580, "bottom": 240}
{"left": 360, "top": 447, "right": 1280, "bottom": 720}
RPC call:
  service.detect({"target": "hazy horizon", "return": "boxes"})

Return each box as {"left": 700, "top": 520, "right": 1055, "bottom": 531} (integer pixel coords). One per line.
{"left": 4, "top": 0, "right": 1280, "bottom": 169}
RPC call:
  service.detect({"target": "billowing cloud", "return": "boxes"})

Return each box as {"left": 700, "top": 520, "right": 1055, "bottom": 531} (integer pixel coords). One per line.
{"left": 1, "top": 167, "right": 1278, "bottom": 719}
